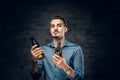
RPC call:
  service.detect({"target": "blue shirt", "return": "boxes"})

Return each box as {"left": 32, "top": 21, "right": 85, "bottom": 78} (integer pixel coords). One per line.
{"left": 31, "top": 40, "right": 84, "bottom": 80}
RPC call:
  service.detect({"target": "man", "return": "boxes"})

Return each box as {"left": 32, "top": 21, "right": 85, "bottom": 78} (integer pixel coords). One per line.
{"left": 31, "top": 15, "right": 84, "bottom": 80}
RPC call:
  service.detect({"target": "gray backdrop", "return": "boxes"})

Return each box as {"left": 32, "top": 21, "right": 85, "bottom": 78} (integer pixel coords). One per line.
{"left": 0, "top": 0, "right": 119, "bottom": 80}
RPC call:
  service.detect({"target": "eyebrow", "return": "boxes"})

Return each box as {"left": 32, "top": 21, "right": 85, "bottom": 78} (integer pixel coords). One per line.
{"left": 51, "top": 23, "right": 62, "bottom": 25}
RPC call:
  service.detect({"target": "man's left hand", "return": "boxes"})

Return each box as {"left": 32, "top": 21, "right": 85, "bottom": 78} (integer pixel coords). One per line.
{"left": 52, "top": 54, "right": 75, "bottom": 78}
{"left": 52, "top": 54, "right": 67, "bottom": 70}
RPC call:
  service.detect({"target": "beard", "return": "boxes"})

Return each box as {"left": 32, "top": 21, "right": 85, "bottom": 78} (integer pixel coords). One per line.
{"left": 53, "top": 35, "right": 63, "bottom": 41}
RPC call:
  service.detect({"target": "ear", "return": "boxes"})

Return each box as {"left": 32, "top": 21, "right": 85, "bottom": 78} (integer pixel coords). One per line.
{"left": 65, "top": 27, "right": 68, "bottom": 32}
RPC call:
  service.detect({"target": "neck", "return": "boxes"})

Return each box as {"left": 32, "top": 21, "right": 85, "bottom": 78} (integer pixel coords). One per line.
{"left": 53, "top": 37, "right": 65, "bottom": 48}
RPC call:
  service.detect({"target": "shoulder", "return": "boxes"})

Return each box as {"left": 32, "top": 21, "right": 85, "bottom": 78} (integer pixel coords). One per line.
{"left": 41, "top": 42, "right": 53, "bottom": 49}
{"left": 64, "top": 40, "right": 83, "bottom": 51}
{"left": 65, "top": 40, "right": 81, "bottom": 48}
{"left": 65, "top": 40, "right": 83, "bottom": 57}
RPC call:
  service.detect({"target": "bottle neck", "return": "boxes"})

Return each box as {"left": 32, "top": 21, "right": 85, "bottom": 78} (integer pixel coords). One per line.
{"left": 53, "top": 37, "right": 64, "bottom": 48}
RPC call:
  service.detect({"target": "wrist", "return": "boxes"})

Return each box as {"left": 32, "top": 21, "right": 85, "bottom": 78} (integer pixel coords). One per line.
{"left": 32, "top": 58, "right": 37, "bottom": 64}
{"left": 63, "top": 64, "right": 69, "bottom": 72}
{"left": 32, "top": 59, "right": 37, "bottom": 63}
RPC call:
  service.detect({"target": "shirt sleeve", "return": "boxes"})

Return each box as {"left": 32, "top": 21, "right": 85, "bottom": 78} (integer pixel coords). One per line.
{"left": 30, "top": 59, "right": 44, "bottom": 80}
{"left": 72, "top": 46, "right": 84, "bottom": 80}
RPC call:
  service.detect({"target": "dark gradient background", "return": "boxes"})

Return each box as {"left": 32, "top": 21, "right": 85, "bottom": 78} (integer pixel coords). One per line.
{"left": 0, "top": 0, "right": 119, "bottom": 80}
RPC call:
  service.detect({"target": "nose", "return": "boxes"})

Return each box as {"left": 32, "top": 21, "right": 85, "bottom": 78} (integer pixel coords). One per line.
{"left": 54, "top": 26, "right": 58, "bottom": 30}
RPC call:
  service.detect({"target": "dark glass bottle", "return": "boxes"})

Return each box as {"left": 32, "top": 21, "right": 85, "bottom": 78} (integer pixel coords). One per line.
{"left": 30, "top": 37, "right": 44, "bottom": 59}
{"left": 55, "top": 42, "right": 62, "bottom": 57}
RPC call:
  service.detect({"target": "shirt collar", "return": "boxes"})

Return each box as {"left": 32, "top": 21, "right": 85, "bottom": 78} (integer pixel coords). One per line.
{"left": 49, "top": 39, "right": 68, "bottom": 48}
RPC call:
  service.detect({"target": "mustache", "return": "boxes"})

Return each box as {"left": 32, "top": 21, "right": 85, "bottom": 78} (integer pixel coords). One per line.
{"left": 53, "top": 29, "right": 59, "bottom": 33}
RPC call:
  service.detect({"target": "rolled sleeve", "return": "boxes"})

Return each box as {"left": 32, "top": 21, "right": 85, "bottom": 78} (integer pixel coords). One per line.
{"left": 30, "top": 60, "right": 44, "bottom": 80}
{"left": 72, "top": 46, "right": 84, "bottom": 80}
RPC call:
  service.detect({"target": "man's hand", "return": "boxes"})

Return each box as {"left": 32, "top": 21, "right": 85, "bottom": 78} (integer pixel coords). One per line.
{"left": 52, "top": 54, "right": 68, "bottom": 71}
{"left": 52, "top": 54, "right": 75, "bottom": 78}
{"left": 31, "top": 45, "right": 43, "bottom": 62}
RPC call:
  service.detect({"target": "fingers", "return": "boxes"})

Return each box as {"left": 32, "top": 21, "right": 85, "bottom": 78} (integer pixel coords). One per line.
{"left": 52, "top": 54, "right": 67, "bottom": 70}
{"left": 31, "top": 45, "right": 38, "bottom": 52}
{"left": 53, "top": 55, "right": 60, "bottom": 62}
{"left": 52, "top": 58, "right": 58, "bottom": 65}
{"left": 52, "top": 54, "right": 62, "bottom": 65}
{"left": 53, "top": 54, "right": 61, "bottom": 60}
{"left": 33, "top": 48, "right": 43, "bottom": 55}
{"left": 31, "top": 45, "right": 43, "bottom": 57}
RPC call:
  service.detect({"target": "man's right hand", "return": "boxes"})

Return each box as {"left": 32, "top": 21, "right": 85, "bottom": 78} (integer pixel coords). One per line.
{"left": 31, "top": 45, "right": 43, "bottom": 62}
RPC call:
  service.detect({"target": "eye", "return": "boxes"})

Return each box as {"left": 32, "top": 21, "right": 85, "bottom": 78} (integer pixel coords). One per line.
{"left": 58, "top": 25, "right": 62, "bottom": 27}
{"left": 50, "top": 25, "right": 54, "bottom": 28}
{"left": 57, "top": 24, "right": 62, "bottom": 27}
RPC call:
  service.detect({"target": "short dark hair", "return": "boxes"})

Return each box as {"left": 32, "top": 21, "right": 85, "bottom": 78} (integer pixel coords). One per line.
{"left": 51, "top": 15, "right": 67, "bottom": 26}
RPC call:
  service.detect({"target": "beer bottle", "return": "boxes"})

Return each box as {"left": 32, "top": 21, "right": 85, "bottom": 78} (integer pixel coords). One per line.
{"left": 30, "top": 37, "right": 44, "bottom": 59}
{"left": 55, "top": 42, "right": 62, "bottom": 57}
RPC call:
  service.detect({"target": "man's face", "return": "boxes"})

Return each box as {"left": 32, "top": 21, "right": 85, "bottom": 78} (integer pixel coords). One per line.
{"left": 50, "top": 19, "right": 67, "bottom": 38}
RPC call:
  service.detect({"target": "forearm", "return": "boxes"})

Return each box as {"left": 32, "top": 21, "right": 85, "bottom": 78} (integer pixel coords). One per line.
{"left": 30, "top": 44, "right": 44, "bottom": 80}
{"left": 63, "top": 64, "right": 75, "bottom": 78}
{"left": 31, "top": 61, "right": 41, "bottom": 80}
{"left": 32, "top": 61, "right": 39, "bottom": 72}
{"left": 62, "top": 64, "right": 83, "bottom": 80}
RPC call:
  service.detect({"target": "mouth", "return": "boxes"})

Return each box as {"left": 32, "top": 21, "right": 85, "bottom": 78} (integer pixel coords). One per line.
{"left": 53, "top": 32, "right": 59, "bottom": 38}
{"left": 54, "top": 32, "right": 58, "bottom": 35}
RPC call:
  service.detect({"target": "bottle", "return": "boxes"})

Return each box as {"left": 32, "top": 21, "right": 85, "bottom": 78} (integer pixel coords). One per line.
{"left": 30, "top": 37, "right": 44, "bottom": 59}
{"left": 55, "top": 42, "right": 62, "bottom": 57}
